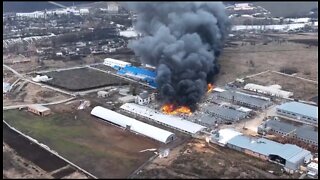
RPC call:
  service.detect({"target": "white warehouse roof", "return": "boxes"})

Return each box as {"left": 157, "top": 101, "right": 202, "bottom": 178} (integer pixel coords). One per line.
{"left": 104, "top": 58, "right": 131, "bottom": 67}
{"left": 213, "top": 128, "right": 243, "bottom": 145}
{"left": 120, "top": 103, "right": 206, "bottom": 134}
{"left": 244, "top": 83, "right": 293, "bottom": 98}
{"left": 91, "top": 106, "right": 175, "bottom": 144}
{"left": 277, "top": 102, "right": 318, "bottom": 120}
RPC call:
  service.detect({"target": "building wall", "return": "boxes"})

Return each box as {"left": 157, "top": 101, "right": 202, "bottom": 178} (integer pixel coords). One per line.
{"left": 244, "top": 86, "right": 292, "bottom": 98}
{"left": 27, "top": 108, "right": 50, "bottom": 116}
{"left": 276, "top": 109, "right": 317, "bottom": 124}
{"left": 285, "top": 160, "right": 300, "bottom": 171}
{"left": 269, "top": 128, "right": 318, "bottom": 146}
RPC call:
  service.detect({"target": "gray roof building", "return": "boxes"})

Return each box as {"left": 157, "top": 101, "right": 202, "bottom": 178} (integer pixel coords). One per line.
{"left": 204, "top": 105, "right": 247, "bottom": 122}
{"left": 227, "top": 135, "right": 313, "bottom": 170}
{"left": 217, "top": 90, "right": 272, "bottom": 109}
{"left": 276, "top": 102, "right": 318, "bottom": 125}
{"left": 259, "top": 119, "right": 318, "bottom": 146}
{"left": 194, "top": 114, "right": 221, "bottom": 127}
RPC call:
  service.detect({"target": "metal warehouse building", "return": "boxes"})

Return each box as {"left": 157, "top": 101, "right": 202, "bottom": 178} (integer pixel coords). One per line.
{"left": 244, "top": 83, "right": 293, "bottom": 98}
{"left": 91, "top": 106, "right": 175, "bottom": 144}
{"left": 217, "top": 90, "right": 272, "bottom": 110}
{"left": 211, "top": 129, "right": 313, "bottom": 171}
{"left": 204, "top": 105, "right": 248, "bottom": 122}
{"left": 276, "top": 102, "right": 318, "bottom": 125}
{"left": 120, "top": 103, "right": 206, "bottom": 135}
{"left": 258, "top": 119, "right": 318, "bottom": 146}
{"left": 117, "top": 66, "right": 157, "bottom": 87}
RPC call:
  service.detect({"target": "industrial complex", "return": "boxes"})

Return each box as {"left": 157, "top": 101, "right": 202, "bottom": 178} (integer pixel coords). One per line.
{"left": 3, "top": 1, "right": 318, "bottom": 179}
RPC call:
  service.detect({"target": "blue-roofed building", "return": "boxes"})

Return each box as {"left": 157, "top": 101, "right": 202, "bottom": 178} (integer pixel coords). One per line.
{"left": 276, "top": 102, "right": 318, "bottom": 125}
{"left": 211, "top": 129, "right": 313, "bottom": 171}
{"left": 117, "top": 66, "right": 157, "bottom": 88}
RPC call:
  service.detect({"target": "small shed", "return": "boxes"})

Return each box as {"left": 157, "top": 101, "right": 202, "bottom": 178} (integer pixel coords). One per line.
{"left": 135, "top": 91, "right": 151, "bottom": 105}
{"left": 27, "top": 105, "right": 51, "bottom": 116}
{"left": 3, "top": 82, "right": 11, "bottom": 94}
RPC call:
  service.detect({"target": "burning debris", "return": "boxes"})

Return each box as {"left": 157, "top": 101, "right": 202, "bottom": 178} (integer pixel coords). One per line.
{"left": 125, "top": 2, "right": 230, "bottom": 110}
{"left": 161, "top": 103, "right": 192, "bottom": 115}
{"left": 161, "top": 83, "right": 214, "bottom": 115}
{"left": 207, "top": 83, "right": 214, "bottom": 93}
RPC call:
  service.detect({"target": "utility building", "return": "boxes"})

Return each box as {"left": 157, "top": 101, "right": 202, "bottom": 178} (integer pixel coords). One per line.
{"left": 91, "top": 106, "right": 175, "bottom": 144}
{"left": 276, "top": 102, "right": 318, "bottom": 125}
{"left": 135, "top": 91, "right": 151, "bottom": 105}
{"left": 27, "top": 105, "right": 51, "bottom": 116}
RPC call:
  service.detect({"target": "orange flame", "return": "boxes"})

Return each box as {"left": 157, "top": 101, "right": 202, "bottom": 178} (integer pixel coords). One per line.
{"left": 207, "top": 83, "right": 214, "bottom": 93}
{"left": 161, "top": 104, "right": 192, "bottom": 115}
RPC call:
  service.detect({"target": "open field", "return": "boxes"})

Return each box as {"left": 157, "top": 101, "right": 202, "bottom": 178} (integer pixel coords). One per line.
{"left": 43, "top": 67, "right": 128, "bottom": 91}
{"left": 2, "top": 54, "right": 105, "bottom": 75}
{"left": 133, "top": 139, "right": 297, "bottom": 179}
{"left": 3, "top": 103, "right": 161, "bottom": 178}
{"left": 245, "top": 71, "right": 318, "bottom": 101}
{"left": 216, "top": 35, "right": 318, "bottom": 86}
{"left": 3, "top": 81, "right": 71, "bottom": 106}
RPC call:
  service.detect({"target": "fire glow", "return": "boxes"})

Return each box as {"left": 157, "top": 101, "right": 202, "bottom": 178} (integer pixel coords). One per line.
{"left": 161, "top": 104, "right": 192, "bottom": 115}
{"left": 207, "top": 83, "right": 214, "bottom": 93}
{"left": 161, "top": 84, "right": 214, "bottom": 115}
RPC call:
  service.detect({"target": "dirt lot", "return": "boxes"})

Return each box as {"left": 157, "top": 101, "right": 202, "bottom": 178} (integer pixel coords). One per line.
{"left": 3, "top": 143, "right": 50, "bottom": 179}
{"left": 245, "top": 71, "right": 318, "bottom": 101}
{"left": 216, "top": 34, "right": 318, "bottom": 86}
{"left": 43, "top": 67, "right": 128, "bottom": 91}
{"left": 3, "top": 81, "right": 71, "bottom": 106}
{"left": 3, "top": 126, "right": 90, "bottom": 179}
{"left": 3, "top": 103, "right": 161, "bottom": 178}
{"left": 133, "top": 139, "right": 298, "bottom": 179}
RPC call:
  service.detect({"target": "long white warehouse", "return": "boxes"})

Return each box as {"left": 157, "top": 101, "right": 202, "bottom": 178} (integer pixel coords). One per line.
{"left": 120, "top": 103, "right": 206, "bottom": 135}
{"left": 244, "top": 83, "right": 293, "bottom": 98}
{"left": 91, "top": 106, "right": 175, "bottom": 144}
{"left": 104, "top": 58, "right": 131, "bottom": 68}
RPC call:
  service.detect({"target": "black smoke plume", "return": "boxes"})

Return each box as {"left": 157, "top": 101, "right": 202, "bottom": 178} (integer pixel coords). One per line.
{"left": 125, "top": 2, "right": 230, "bottom": 110}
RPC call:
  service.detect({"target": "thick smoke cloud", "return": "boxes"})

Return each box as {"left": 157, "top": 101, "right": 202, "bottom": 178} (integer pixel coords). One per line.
{"left": 125, "top": 2, "right": 230, "bottom": 109}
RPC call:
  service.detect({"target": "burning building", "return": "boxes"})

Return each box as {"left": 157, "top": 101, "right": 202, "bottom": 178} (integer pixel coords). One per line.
{"left": 125, "top": 2, "right": 230, "bottom": 111}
